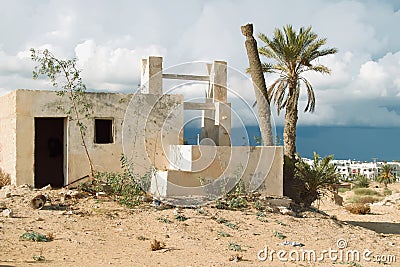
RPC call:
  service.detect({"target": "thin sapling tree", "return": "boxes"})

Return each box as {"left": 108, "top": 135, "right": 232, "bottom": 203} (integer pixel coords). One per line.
{"left": 30, "top": 48, "right": 95, "bottom": 176}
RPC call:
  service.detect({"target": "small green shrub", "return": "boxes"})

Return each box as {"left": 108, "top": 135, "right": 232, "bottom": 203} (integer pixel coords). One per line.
{"left": 228, "top": 197, "right": 247, "bottom": 209}
{"left": 353, "top": 188, "right": 381, "bottom": 196}
{"left": 216, "top": 217, "right": 228, "bottom": 224}
{"left": 20, "top": 231, "right": 53, "bottom": 242}
{"left": 295, "top": 152, "right": 339, "bottom": 206}
{"left": 257, "top": 217, "right": 269, "bottom": 223}
{"left": 275, "top": 220, "right": 287, "bottom": 226}
{"left": 383, "top": 188, "right": 392, "bottom": 196}
{"left": 256, "top": 211, "right": 266, "bottom": 217}
{"left": 175, "top": 214, "right": 188, "bottom": 222}
{"left": 218, "top": 231, "right": 231, "bottom": 237}
{"left": 224, "top": 222, "right": 239, "bottom": 230}
{"left": 228, "top": 242, "right": 242, "bottom": 251}
{"left": 346, "top": 195, "right": 382, "bottom": 204}
{"left": 353, "top": 175, "right": 370, "bottom": 188}
{"left": 338, "top": 188, "right": 350, "bottom": 193}
{"left": 273, "top": 231, "right": 286, "bottom": 239}
{"left": 157, "top": 217, "right": 172, "bottom": 224}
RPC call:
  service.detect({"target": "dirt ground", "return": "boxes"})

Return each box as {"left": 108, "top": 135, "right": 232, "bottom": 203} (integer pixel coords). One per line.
{"left": 1, "top": 183, "right": 399, "bottom": 267}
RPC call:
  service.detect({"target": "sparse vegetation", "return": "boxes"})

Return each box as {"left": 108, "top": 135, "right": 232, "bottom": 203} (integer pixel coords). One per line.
{"left": 215, "top": 217, "right": 239, "bottom": 230}
{"left": 275, "top": 220, "right": 287, "bottom": 226}
{"left": 345, "top": 203, "right": 370, "bottom": 215}
{"left": 353, "top": 175, "right": 370, "bottom": 188}
{"left": 346, "top": 195, "right": 382, "bottom": 204}
{"left": 273, "top": 231, "right": 286, "bottom": 239}
{"left": 218, "top": 231, "right": 231, "bottom": 237}
{"left": 257, "top": 217, "right": 269, "bottom": 223}
{"left": 175, "top": 214, "right": 188, "bottom": 222}
{"left": 224, "top": 222, "right": 239, "bottom": 230}
{"left": 353, "top": 188, "right": 381, "bottom": 196}
{"left": 383, "top": 188, "right": 392, "bottom": 196}
{"left": 295, "top": 152, "right": 339, "bottom": 206}
{"left": 150, "top": 239, "right": 166, "bottom": 251}
{"left": 338, "top": 187, "right": 350, "bottom": 193}
{"left": 31, "top": 48, "right": 95, "bottom": 175}
{"left": 19, "top": 231, "right": 54, "bottom": 242}
{"left": 157, "top": 217, "right": 172, "bottom": 224}
{"left": 82, "top": 155, "right": 152, "bottom": 208}
{"left": 228, "top": 242, "right": 242, "bottom": 252}
{"left": 0, "top": 168, "right": 11, "bottom": 188}
{"left": 137, "top": 235, "right": 148, "bottom": 241}
{"left": 33, "top": 254, "right": 46, "bottom": 262}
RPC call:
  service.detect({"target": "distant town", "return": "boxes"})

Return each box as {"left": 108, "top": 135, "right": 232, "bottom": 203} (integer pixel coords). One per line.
{"left": 303, "top": 158, "right": 400, "bottom": 181}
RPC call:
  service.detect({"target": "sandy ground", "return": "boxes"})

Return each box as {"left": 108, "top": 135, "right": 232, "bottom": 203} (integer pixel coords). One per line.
{"left": 1, "top": 183, "right": 399, "bottom": 267}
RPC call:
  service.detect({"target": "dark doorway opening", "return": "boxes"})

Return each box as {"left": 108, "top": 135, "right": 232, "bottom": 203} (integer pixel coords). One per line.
{"left": 34, "top": 118, "right": 65, "bottom": 188}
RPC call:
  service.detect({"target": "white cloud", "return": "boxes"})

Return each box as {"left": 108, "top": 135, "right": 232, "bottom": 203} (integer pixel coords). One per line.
{"left": 0, "top": 0, "right": 400, "bottom": 127}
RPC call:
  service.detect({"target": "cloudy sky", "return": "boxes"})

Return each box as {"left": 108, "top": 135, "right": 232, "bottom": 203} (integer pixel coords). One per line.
{"left": 1, "top": 0, "right": 400, "bottom": 128}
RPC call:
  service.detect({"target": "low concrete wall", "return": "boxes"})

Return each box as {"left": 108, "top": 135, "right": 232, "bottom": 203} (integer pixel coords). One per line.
{"left": 151, "top": 145, "right": 283, "bottom": 197}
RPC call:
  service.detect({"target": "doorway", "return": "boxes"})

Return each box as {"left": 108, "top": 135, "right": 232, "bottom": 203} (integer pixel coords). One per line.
{"left": 34, "top": 118, "right": 65, "bottom": 188}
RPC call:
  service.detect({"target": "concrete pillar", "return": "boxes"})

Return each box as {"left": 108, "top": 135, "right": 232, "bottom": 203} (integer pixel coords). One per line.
{"left": 201, "top": 60, "right": 230, "bottom": 146}
{"left": 201, "top": 99, "right": 217, "bottom": 145}
{"left": 212, "top": 61, "right": 227, "bottom": 102}
{"left": 140, "top": 56, "right": 163, "bottom": 94}
{"left": 215, "top": 102, "right": 231, "bottom": 146}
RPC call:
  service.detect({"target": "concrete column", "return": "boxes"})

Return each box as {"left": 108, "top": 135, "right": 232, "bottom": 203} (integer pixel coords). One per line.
{"left": 212, "top": 61, "right": 227, "bottom": 103}
{"left": 140, "top": 56, "right": 163, "bottom": 94}
{"left": 201, "top": 99, "right": 217, "bottom": 145}
{"left": 215, "top": 102, "right": 231, "bottom": 146}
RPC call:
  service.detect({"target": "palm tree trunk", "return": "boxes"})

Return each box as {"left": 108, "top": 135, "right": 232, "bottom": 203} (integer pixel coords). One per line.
{"left": 282, "top": 85, "right": 307, "bottom": 204}
{"left": 283, "top": 87, "right": 299, "bottom": 159}
{"left": 241, "top": 23, "right": 273, "bottom": 146}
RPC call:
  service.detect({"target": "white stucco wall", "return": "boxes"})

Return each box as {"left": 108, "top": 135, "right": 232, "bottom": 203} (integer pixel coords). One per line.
{"left": 12, "top": 89, "right": 134, "bottom": 186}
{"left": 0, "top": 91, "right": 17, "bottom": 184}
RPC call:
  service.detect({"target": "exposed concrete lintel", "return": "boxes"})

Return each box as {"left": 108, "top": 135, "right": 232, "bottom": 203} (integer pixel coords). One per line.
{"left": 162, "top": 73, "right": 210, "bottom": 81}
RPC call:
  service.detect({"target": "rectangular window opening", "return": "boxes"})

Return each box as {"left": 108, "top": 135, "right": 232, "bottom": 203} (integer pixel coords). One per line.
{"left": 95, "top": 118, "right": 114, "bottom": 144}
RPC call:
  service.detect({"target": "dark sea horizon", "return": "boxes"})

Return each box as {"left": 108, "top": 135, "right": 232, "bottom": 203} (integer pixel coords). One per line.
{"left": 184, "top": 125, "right": 400, "bottom": 162}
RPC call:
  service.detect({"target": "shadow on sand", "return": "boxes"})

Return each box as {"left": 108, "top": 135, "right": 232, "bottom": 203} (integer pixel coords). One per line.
{"left": 345, "top": 221, "right": 400, "bottom": 235}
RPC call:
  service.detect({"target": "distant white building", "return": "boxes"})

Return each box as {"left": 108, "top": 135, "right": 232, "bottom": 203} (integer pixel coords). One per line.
{"left": 330, "top": 159, "right": 399, "bottom": 181}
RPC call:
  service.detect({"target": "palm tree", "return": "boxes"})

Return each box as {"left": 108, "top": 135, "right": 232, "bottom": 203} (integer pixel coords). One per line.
{"left": 257, "top": 25, "right": 337, "bottom": 204}
{"left": 241, "top": 23, "right": 273, "bottom": 146}
{"left": 258, "top": 25, "right": 337, "bottom": 160}
{"left": 295, "top": 152, "right": 339, "bottom": 206}
{"left": 377, "top": 164, "right": 396, "bottom": 188}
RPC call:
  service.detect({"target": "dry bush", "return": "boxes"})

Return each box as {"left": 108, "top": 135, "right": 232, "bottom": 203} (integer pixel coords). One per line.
{"left": 0, "top": 168, "right": 11, "bottom": 188}
{"left": 150, "top": 239, "right": 165, "bottom": 251}
{"left": 347, "top": 195, "right": 382, "bottom": 204}
{"left": 345, "top": 203, "right": 370, "bottom": 215}
{"left": 353, "top": 188, "right": 381, "bottom": 196}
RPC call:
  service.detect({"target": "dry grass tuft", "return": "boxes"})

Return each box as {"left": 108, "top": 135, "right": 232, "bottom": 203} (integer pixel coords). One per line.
{"left": 150, "top": 239, "right": 166, "bottom": 251}
{"left": 229, "top": 253, "right": 243, "bottom": 262}
{"left": 0, "top": 168, "right": 11, "bottom": 188}
{"left": 345, "top": 203, "right": 370, "bottom": 215}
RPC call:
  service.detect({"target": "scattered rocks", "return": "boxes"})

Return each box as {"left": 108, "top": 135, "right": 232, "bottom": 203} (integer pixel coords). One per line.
{"left": 0, "top": 188, "right": 11, "bottom": 199}
{"left": 30, "top": 194, "right": 47, "bottom": 209}
{"left": 0, "top": 201, "right": 7, "bottom": 210}
{"left": 40, "top": 184, "right": 52, "bottom": 191}
{"left": 2, "top": 208, "right": 13, "bottom": 217}
{"left": 278, "top": 206, "right": 295, "bottom": 216}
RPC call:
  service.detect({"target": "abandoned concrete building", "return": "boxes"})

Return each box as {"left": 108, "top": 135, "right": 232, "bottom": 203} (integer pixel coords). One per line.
{"left": 0, "top": 56, "right": 283, "bottom": 198}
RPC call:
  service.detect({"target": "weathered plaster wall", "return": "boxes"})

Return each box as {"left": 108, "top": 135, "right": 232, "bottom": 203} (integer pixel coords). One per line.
{"left": 0, "top": 91, "right": 17, "bottom": 184}
{"left": 6, "top": 89, "right": 183, "bottom": 187}
{"left": 13, "top": 89, "right": 133, "bottom": 186}
{"left": 152, "top": 145, "right": 283, "bottom": 197}
{"left": 122, "top": 93, "right": 184, "bottom": 177}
